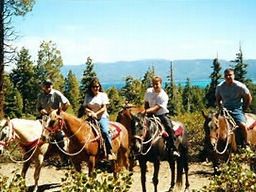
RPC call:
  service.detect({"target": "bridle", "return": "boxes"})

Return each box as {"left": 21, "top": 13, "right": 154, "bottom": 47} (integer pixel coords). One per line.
{"left": 210, "top": 108, "right": 238, "bottom": 155}
{"left": 133, "top": 115, "right": 161, "bottom": 155}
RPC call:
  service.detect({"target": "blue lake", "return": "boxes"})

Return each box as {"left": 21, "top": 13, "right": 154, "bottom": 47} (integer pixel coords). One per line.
{"left": 102, "top": 79, "right": 211, "bottom": 90}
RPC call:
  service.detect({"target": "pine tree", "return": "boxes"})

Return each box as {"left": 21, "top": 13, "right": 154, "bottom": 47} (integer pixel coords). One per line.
{"left": 79, "top": 57, "right": 97, "bottom": 101}
{"left": 64, "top": 70, "right": 80, "bottom": 114}
{"left": 3, "top": 74, "right": 22, "bottom": 118}
{"left": 106, "top": 87, "right": 125, "bottom": 114}
{"left": 121, "top": 76, "right": 144, "bottom": 106}
{"left": 0, "top": 0, "right": 35, "bottom": 118}
{"left": 230, "top": 45, "right": 250, "bottom": 84}
{"left": 205, "top": 58, "right": 222, "bottom": 108}
{"left": 36, "top": 41, "right": 64, "bottom": 91}
{"left": 142, "top": 66, "right": 155, "bottom": 89}
{"left": 166, "top": 61, "right": 182, "bottom": 115}
{"left": 10, "top": 47, "right": 37, "bottom": 114}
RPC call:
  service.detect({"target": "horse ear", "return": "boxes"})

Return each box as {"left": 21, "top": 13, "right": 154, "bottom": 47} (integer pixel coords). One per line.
{"left": 201, "top": 110, "right": 208, "bottom": 119}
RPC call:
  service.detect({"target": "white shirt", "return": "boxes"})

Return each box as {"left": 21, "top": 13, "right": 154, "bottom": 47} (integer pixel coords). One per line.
{"left": 83, "top": 92, "right": 109, "bottom": 118}
{"left": 144, "top": 87, "right": 169, "bottom": 115}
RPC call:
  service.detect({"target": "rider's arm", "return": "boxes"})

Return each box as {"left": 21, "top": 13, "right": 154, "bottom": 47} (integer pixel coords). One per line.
{"left": 216, "top": 94, "right": 222, "bottom": 108}
{"left": 95, "top": 104, "right": 107, "bottom": 118}
{"left": 243, "top": 92, "right": 252, "bottom": 111}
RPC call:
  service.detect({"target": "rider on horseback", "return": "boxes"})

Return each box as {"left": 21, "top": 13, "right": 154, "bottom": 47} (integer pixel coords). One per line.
{"left": 215, "top": 68, "right": 252, "bottom": 147}
{"left": 37, "top": 78, "right": 71, "bottom": 167}
{"left": 82, "top": 77, "right": 116, "bottom": 160}
{"left": 141, "top": 75, "right": 180, "bottom": 157}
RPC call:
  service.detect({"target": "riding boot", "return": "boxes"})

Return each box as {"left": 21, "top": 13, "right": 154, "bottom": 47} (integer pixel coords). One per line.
{"left": 104, "top": 136, "right": 116, "bottom": 160}
{"left": 166, "top": 129, "right": 180, "bottom": 157}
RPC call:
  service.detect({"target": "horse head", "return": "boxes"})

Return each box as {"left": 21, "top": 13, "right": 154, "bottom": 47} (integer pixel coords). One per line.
{"left": 44, "top": 108, "right": 64, "bottom": 134}
{"left": 0, "top": 117, "right": 13, "bottom": 154}
{"left": 202, "top": 111, "right": 220, "bottom": 149}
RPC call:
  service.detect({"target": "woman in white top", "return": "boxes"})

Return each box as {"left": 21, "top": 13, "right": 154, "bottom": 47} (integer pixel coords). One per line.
{"left": 83, "top": 77, "right": 116, "bottom": 160}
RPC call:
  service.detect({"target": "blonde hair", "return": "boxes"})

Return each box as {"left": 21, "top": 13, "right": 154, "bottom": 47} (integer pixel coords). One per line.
{"left": 152, "top": 76, "right": 162, "bottom": 83}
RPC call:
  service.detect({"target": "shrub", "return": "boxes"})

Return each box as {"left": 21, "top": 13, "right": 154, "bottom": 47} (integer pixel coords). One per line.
{"left": 0, "top": 171, "right": 27, "bottom": 192}
{"left": 200, "top": 147, "right": 256, "bottom": 192}
{"left": 61, "top": 169, "right": 133, "bottom": 192}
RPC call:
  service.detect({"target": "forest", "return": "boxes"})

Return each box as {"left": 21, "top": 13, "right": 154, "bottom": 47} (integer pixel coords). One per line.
{"left": 3, "top": 40, "right": 256, "bottom": 120}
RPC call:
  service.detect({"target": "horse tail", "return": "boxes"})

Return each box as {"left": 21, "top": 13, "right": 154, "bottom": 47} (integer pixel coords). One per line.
{"left": 176, "top": 155, "right": 183, "bottom": 188}
{"left": 176, "top": 135, "right": 189, "bottom": 188}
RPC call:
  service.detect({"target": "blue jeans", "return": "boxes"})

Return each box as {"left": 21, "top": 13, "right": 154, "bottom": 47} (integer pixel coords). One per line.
{"left": 99, "top": 117, "right": 112, "bottom": 153}
{"left": 229, "top": 108, "right": 246, "bottom": 124}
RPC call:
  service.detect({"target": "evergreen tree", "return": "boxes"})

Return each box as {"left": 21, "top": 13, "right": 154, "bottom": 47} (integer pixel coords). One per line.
{"left": 205, "top": 58, "right": 222, "bottom": 108}
{"left": 79, "top": 57, "right": 97, "bottom": 101}
{"left": 3, "top": 74, "right": 22, "bottom": 118}
{"left": 10, "top": 47, "right": 37, "bottom": 114}
{"left": 64, "top": 70, "right": 80, "bottom": 114}
{"left": 0, "top": 0, "right": 35, "bottom": 118}
{"left": 121, "top": 76, "right": 144, "bottom": 106}
{"left": 166, "top": 61, "right": 182, "bottom": 115}
{"left": 36, "top": 40, "right": 64, "bottom": 91}
{"left": 142, "top": 66, "right": 155, "bottom": 89}
{"left": 230, "top": 45, "right": 250, "bottom": 84}
{"left": 182, "top": 78, "right": 192, "bottom": 112}
{"left": 106, "top": 87, "right": 125, "bottom": 114}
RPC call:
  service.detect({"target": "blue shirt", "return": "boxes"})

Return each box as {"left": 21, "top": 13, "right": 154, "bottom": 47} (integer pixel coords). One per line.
{"left": 215, "top": 80, "right": 250, "bottom": 110}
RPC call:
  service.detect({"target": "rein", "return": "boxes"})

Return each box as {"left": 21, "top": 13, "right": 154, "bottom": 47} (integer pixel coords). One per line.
{"left": 48, "top": 115, "right": 101, "bottom": 156}
{"left": 214, "top": 108, "right": 237, "bottom": 155}
{"left": 135, "top": 115, "right": 161, "bottom": 156}
{"left": 3, "top": 120, "right": 46, "bottom": 163}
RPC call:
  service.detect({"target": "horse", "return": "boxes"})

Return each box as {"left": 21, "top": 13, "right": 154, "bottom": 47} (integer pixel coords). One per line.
{"left": 116, "top": 104, "right": 144, "bottom": 170}
{"left": 45, "top": 108, "right": 129, "bottom": 176}
{"left": 117, "top": 106, "right": 189, "bottom": 192}
{"left": 0, "top": 117, "right": 51, "bottom": 192}
{"left": 202, "top": 108, "right": 256, "bottom": 174}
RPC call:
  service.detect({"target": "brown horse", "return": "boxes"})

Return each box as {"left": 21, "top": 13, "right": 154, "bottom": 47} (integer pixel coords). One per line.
{"left": 117, "top": 106, "right": 189, "bottom": 192}
{"left": 116, "top": 105, "right": 144, "bottom": 170}
{"left": 202, "top": 108, "right": 256, "bottom": 173}
{"left": 45, "top": 108, "right": 129, "bottom": 176}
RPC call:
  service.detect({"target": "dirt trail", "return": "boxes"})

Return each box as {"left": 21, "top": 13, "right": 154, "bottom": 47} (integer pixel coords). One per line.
{"left": 0, "top": 161, "right": 212, "bottom": 192}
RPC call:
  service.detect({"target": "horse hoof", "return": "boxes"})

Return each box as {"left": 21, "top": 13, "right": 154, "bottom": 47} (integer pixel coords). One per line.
{"left": 33, "top": 185, "right": 38, "bottom": 192}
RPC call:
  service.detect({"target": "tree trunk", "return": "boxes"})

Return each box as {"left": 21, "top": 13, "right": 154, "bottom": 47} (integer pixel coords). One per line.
{"left": 0, "top": 0, "right": 4, "bottom": 118}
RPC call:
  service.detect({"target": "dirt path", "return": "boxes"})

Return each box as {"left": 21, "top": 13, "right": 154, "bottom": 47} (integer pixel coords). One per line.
{"left": 0, "top": 161, "right": 212, "bottom": 192}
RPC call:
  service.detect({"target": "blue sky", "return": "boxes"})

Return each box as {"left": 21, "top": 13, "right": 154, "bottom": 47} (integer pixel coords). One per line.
{"left": 13, "top": 0, "right": 256, "bottom": 65}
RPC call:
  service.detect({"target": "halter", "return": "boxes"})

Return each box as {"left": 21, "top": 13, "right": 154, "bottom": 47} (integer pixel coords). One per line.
{"left": 213, "top": 108, "right": 238, "bottom": 155}
{"left": 46, "top": 112, "right": 101, "bottom": 156}
{"left": 134, "top": 115, "right": 161, "bottom": 155}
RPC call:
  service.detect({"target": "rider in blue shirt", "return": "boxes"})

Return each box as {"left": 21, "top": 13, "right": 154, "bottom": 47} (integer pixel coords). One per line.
{"left": 215, "top": 68, "right": 252, "bottom": 147}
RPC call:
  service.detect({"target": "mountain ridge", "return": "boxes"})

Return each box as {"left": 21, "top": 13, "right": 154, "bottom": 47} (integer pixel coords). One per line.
{"left": 61, "top": 59, "right": 256, "bottom": 83}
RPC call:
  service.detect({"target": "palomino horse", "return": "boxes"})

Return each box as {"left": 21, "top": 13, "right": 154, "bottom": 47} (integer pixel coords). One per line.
{"left": 0, "top": 117, "right": 50, "bottom": 192}
{"left": 202, "top": 108, "right": 256, "bottom": 173}
{"left": 117, "top": 106, "right": 189, "bottom": 192}
{"left": 45, "top": 108, "right": 129, "bottom": 176}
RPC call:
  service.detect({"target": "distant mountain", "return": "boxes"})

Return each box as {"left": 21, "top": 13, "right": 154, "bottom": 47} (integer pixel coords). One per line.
{"left": 61, "top": 59, "right": 256, "bottom": 83}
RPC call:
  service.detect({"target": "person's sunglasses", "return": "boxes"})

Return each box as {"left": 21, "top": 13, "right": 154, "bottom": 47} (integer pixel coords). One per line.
{"left": 92, "top": 86, "right": 100, "bottom": 88}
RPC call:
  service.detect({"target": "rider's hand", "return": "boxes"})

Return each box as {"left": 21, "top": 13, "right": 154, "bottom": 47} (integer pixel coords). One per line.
{"left": 40, "top": 109, "right": 48, "bottom": 115}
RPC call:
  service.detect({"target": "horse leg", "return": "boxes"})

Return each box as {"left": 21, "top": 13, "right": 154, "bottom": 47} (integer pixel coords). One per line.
{"left": 183, "top": 151, "right": 190, "bottom": 191}
{"left": 139, "top": 159, "right": 147, "bottom": 192}
{"left": 168, "top": 159, "right": 175, "bottom": 191}
{"left": 88, "top": 155, "right": 96, "bottom": 176}
{"left": 152, "top": 160, "right": 160, "bottom": 192}
{"left": 32, "top": 153, "right": 45, "bottom": 192}
{"left": 72, "top": 157, "right": 82, "bottom": 172}
{"left": 21, "top": 159, "right": 31, "bottom": 179}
